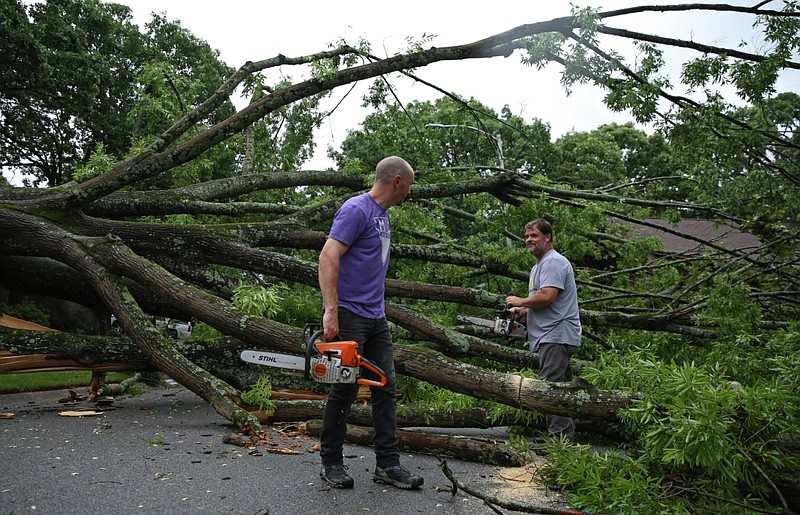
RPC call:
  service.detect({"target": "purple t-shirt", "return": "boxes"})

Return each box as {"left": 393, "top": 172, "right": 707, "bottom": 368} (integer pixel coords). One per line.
{"left": 327, "top": 193, "right": 391, "bottom": 319}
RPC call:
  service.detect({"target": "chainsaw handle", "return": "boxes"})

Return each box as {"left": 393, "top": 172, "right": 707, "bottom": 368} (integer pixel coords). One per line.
{"left": 304, "top": 328, "right": 325, "bottom": 381}
{"left": 356, "top": 358, "right": 387, "bottom": 387}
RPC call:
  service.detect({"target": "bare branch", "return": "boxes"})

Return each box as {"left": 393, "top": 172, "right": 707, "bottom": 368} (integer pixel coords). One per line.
{"left": 596, "top": 25, "right": 800, "bottom": 70}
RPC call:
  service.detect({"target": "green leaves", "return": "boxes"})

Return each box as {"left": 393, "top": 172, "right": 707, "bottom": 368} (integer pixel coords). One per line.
{"left": 702, "top": 279, "right": 761, "bottom": 336}
{"left": 521, "top": 33, "right": 566, "bottom": 70}
{"left": 604, "top": 43, "right": 668, "bottom": 124}
{"left": 232, "top": 282, "right": 287, "bottom": 319}
{"left": 582, "top": 351, "right": 800, "bottom": 513}
{"left": 682, "top": 55, "right": 730, "bottom": 90}
{"left": 72, "top": 143, "right": 117, "bottom": 182}
{"left": 1, "top": 1, "right": 234, "bottom": 186}
{"left": 403, "top": 32, "right": 437, "bottom": 55}
{"left": 241, "top": 376, "right": 277, "bottom": 412}
{"left": 541, "top": 441, "right": 666, "bottom": 513}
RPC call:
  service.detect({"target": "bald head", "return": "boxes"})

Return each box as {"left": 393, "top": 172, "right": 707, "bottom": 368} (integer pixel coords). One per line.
{"left": 375, "top": 156, "right": 414, "bottom": 185}
{"left": 369, "top": 156, "right": 415, "bottom": 208}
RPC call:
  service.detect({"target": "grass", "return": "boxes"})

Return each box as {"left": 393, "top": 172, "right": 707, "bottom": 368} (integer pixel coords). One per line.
{"left": 0, "top": 371, "right": 135, "bottom": 394}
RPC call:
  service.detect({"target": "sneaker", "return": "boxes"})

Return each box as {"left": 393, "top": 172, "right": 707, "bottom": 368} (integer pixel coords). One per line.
{"left": 372, "top": 465, "right": 424, "bottom": 490}
{"left": 320, "top": 464, "right": 354, "bottom": 489}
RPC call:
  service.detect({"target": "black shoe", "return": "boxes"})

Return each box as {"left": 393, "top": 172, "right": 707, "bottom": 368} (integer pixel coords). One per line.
{"left": 372, "top": 465, "right": 424, "bottom": 490}
{"left": 320, "top": 464, "right": 354, "bottom": 489}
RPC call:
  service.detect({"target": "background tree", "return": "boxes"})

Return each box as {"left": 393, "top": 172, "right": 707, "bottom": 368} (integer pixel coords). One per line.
{"left": 0, "top": 0, "right": 235, "bottom": 187}
{"left": 1, "top": 3, "right": 799, "bottom": 513}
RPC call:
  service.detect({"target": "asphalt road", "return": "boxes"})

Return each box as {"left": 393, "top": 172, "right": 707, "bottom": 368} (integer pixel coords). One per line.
{"left": 1, "top": 383, "right": 569, "bottom": 514}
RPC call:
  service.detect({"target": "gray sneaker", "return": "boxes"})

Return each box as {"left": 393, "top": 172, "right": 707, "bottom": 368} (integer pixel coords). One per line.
{"left": 372, "top": 465, "right": 424, "bottom": 490}
{"left": 320, "top": 464, "right": 354, "bottom": 489}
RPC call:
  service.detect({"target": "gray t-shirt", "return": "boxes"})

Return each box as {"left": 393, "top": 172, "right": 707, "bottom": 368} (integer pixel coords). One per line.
{"left": 527, "top": 249, "right": 582, "bottom": 351}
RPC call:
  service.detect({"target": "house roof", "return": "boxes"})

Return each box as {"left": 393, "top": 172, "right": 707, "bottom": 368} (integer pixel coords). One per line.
{"left": 619, "top": 218, "right": 762, "bottom": 255}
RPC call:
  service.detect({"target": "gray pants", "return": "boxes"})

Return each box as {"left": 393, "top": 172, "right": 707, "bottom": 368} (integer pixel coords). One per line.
{"left": 537, "top": 343, "right": 577, "bottom": 438}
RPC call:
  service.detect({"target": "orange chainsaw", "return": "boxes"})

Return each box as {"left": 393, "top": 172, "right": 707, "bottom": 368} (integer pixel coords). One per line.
{"left": 240, "top": 324, "right": 387, "bottom": 387}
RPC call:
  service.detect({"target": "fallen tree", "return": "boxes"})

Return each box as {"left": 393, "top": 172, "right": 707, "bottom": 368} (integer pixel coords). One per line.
{"left": 3, "top": 4, "right": 799, "bottom": 511}
{"left": 0, "top": 0, "right": 796, "bottom": 439}
{"left": 0, "top": 326, "right": 634, "bottom": 424}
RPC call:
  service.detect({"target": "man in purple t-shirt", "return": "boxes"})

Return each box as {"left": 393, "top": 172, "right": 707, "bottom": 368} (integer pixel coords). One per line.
{"left": 317, "top": 156, "right": 423, "bottom": 490}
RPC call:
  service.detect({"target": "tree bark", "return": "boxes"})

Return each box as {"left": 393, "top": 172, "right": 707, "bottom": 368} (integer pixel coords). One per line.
{"left": 303, "top": 419, "right": 526, "bottom": 467}
{"left": 0, "top": 211, "right": 263, "bottom": 432}
{"left": 396, "top": 346, "right": 632, "bottom": 421}
{"left": 267, "top": 400, "right": 624, "bottom": 439}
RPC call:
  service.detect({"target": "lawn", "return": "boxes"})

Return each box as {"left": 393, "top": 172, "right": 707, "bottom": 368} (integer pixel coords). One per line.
{"left": 0, "top": 371, "right": 134, "bottom": 394}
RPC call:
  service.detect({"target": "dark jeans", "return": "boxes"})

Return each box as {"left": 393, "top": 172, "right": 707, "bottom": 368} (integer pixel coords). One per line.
{"left": 319, "top": 309, "right": 399, "bottom": 469}
{"left": 538, "top": 343, "right": 577, "bottom": 438}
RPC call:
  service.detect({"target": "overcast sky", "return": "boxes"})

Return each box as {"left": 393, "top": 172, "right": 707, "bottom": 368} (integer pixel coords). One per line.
{"left": 78, "top": 2, "right": 800, "bottom": 170}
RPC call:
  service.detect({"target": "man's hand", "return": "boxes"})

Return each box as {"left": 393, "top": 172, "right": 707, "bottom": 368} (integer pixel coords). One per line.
{"left": 322, "top": 308, "right": 339, "bottom": 341}
{"left": 506, "top": 306, "right": 527, "bottom": 319}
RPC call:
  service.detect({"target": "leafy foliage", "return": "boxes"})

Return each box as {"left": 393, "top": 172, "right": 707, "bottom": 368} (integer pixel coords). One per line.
{"left": 241, "top": 375, "right": 277, "bottom": 412}
{"left": 72, "top": 143, "right": 117, "bottom": 183}
{"left": 578, "top": 344, "right": 800, "bottom": 513}
{"left": 1, "top": 297, "right": 49, "bottom": 327}
{"left": 541, "top": 441, "right": 670, "bottom": 514}
{"left": 232, "top": 282, "right": 287, "bottom": 318}
{"left": 0, "top": 0, "right": 233, "bottom": 186}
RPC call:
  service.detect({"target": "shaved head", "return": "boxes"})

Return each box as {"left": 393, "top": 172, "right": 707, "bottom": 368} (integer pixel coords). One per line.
{"left": 375, "top": 156, "right": 413, "bottom": 184}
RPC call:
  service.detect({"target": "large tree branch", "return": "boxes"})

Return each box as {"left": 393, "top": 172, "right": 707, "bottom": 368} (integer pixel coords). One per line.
{"left": 596, "top": 25, "right": 800, "bottom": 70}
{"left": 597, "top": 3, "right": 800, "bottom": 19}
{"left": 8, "top": 16, "right": 586, "bottom": 208}
{"left": 0, "top": 209, "right": 261, "bottom": 431}
{"left": 511, "top": 175, "right": 740, "bottom": 221}
{"left": 83, "top": 171, "right": 369, "bottom": 218}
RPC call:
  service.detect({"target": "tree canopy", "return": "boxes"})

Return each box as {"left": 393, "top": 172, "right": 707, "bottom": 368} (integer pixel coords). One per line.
{"left": 2, "top": 2, "right": 799, "bottom": 513}
{"left": 0, "top": 0, "right": 234, "bottom": 187}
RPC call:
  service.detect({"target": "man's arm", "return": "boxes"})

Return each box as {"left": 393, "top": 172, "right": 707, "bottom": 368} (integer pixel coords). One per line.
{"left": 318, "top": 237, "right": 348, "bottom": 340}
{"left": 506, "top": 287, "right": 559, "bottom": 315}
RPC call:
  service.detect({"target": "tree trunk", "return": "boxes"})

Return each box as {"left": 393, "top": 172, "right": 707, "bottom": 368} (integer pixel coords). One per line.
{"left": 303, "top": 419, "right": 526, "bottom": 467}
{"left": 267, "top": 400, "right": 625, "bottom": 439}
{"left": 395, "top": 345, "right": 632, "bottom": 421}
{"left": 1, "top": 326, "right": 634, "bottom": 422}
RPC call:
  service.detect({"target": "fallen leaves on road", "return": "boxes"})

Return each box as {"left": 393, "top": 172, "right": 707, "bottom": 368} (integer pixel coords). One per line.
{"left": 225, "top": 422, "right": 316, "bottom": 455}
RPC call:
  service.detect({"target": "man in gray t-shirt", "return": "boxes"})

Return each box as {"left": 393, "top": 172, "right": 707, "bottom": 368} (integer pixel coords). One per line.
{"left": 506, "top": 218, "right": 581, "bottom": 438}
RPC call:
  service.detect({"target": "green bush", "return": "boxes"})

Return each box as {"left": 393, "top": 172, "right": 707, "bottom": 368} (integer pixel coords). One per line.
{"left": 2, "top": 298, "right": 49, "bottom": 327}
{"left": 541, "top": 441, "right": 673, "bottom": 513}
{"left": 569, "top": 344, "right": 800, "bottom": 514}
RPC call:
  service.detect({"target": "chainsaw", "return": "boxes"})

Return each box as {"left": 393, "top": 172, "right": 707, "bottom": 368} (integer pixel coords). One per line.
{"left": 494, "top": 303, "right": 524, "bottom": 335}
{"left": 239, "top": 324, "right": 387, "bottom": 387}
